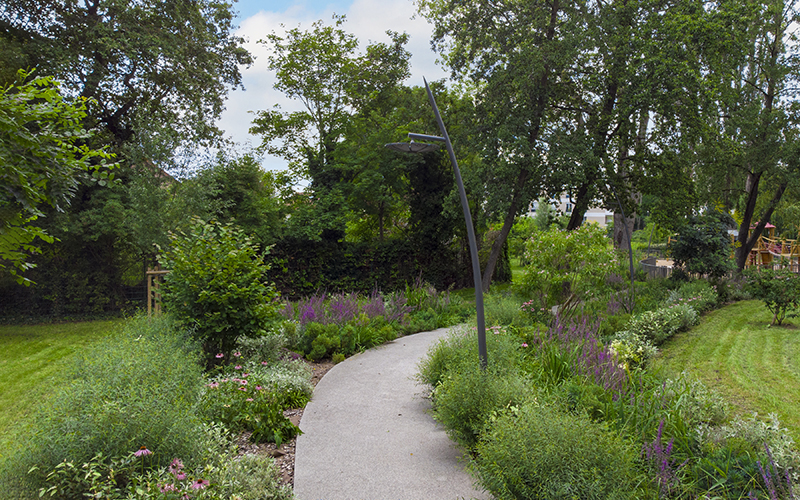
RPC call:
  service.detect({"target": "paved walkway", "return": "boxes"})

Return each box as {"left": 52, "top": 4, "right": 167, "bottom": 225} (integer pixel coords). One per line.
{"left": 293, "top": 327, "right": 490, "bottom": 500}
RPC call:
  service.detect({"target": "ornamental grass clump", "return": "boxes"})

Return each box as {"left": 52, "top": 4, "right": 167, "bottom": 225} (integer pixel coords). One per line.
{"left": 0, "top": 315, "right": 211, "bottom": 497}
{"left": 474, "top": 402, "right": 643, "bottom": 500}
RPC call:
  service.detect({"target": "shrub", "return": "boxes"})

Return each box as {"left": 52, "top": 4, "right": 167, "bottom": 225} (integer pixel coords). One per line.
{"left": 233, "top": 333, "right": 287, "bottom": 364}
{"left": 668, "top": 211, "right": 735, "bottom": 279}
{"left": 159, "top": 218, "right": 281, "bottom": 360}
{"left": 516, "top": 224, "right": 619, "bottom": 312}
{"left": 695, "top": 413, "right": 800, "bottom": 480}
{"left": 609, "top": 330, "right": 658, "bottom": 371}
{"left": 417, "top": 324, "right": 523, "bottom": 389}
{"left": 744, "top": 267, "right": 800, "bottom": 325}
{"left": 622, "top": 303, "right": 699, "bottom": 346}
{"left": 432, "top": 363, "right": 532, "bottom": 450}
{"left": 474, "top": 402, "right": 643, "bottom": 500}
{"left": 666, "top": 279, "right": 719, "bottom": 313}
{"left": 1, "top": 316, "right": 211, "bottom": 496}
{"left": 199, "top": 359, "right": 312, "bottom": 445}
{"left": 658, "top": 374, "right": 729, "bottom": 427}
{"left": 485, "top": 293, "right": 533, "bottom": 328}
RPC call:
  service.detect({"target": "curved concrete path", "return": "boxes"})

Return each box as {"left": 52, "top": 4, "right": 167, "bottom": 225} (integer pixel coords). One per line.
{"left": 293, "top": 327, "right": 490, "bottom": 500}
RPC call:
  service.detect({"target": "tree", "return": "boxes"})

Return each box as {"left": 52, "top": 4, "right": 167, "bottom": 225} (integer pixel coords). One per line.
{"left": 694, "top": 0, "right": 800, "bottom": 270}
{"left": 0, "top": 0, "right": 252, "bottom": 151}
{"left": 0, "top": 71, "right": 115, "bottom": 284}
{"left": 417, "top": 0, "right": 581, "bottom": 291}
{"left": 250, "top": 16, "right": 410, "bottom": 241}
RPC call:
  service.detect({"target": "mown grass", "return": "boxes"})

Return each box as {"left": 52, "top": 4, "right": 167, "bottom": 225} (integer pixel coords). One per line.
{"left": 0, "top": 320, "right": 121, "bottom": 444}
{"left": 651, "top": 299, "right": 800, "bottom": 441}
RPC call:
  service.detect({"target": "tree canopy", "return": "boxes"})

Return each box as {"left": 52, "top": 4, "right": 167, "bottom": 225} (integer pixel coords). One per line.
{"left": 0, "top": 71, "right": 115, "bottom": 284}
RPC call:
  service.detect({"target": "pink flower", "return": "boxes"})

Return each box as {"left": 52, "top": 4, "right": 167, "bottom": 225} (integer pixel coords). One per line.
{"left": 233, "top": 352, "right": 241, "bottom": 357}
{"left": 522, "top": 343, "right": 528, "bottom": 348}
{"left": 255, "top": 385, "right": 263, "bottom": 391}
{"left": 246, "top": 398, "right": 254, "bottom": 402}
{"left": 191, "top": 479, "right": 210, "bottom": 490}
{"left": 169, "top": 458, "right": 184, "bottom": 474}
{"left": 241, "top": 372, "right": 249, "bottom": 378}
{"left": 238, "top": 386, "right": 247, "bottom": 391}
{"left": 206, "top": 382, "right": 219, "bottom": 388}
{"left": 235, "top": 365, "right": 242, "bottom": 370}
{"left": 215, "top": 353, "right": 224, "bottom": 358}
{"left": 161, "top": 483, "right": 178, "bottom": 492}
{"left": 261, "top": 361, "right": 269, "bottom": 366}
{"left": 239, "top": 379, "right": 248, "bottom": 385}
{"left": 134, "top": 447, "right": 152, "bottom": 457}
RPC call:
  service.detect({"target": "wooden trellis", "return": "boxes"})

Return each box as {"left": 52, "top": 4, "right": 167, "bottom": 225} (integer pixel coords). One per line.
{"left": 146, "top": 268, "right": 169, "bottom": 316}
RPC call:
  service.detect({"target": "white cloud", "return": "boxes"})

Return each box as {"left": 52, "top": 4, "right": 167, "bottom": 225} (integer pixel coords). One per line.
{"left": 215, "top": 0, "right": 448, "bottom": 172}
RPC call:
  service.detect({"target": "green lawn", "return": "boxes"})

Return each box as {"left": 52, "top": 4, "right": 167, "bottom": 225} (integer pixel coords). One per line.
{"left": 651, "top": 300, "right": 800, "bottom": 441}
{"left": 0, "top": 320, "right": 121, "bottom": 442}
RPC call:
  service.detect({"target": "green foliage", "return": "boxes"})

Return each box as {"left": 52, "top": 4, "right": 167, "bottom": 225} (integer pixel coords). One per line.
{"left": 744, "top": 267, "right": 800, "bottom": 325}
{"left": 668, "top": 211, "right": 735, "bottom": 279}
{"left": 1, "top": 0, "right": 252, "bottom": 150}
{"left": 194, "top": 153, "right": 286, "bottom": 249}
{"left": 159, "top": 218, "right": 281, "bottom": 359}
{"left": 0, "top": 70, "right": 116, "bottom": 284}
{"left": 660, "top": 374, "right": 729, "bottom": 428}
{"left": 432, "top": 364, "right": 532, "bottom": 450}
{"left": 609, "top": 330, "right": 658, "bottom": 371}
{"left": 516, "top": 224, "right": 619, "bottom": 310}
{"left": 474, "top": 402, "right": 642, "bottom": 500}
{"left": 621, "top": 303, "right": 699, "bottom": 346}
{"left": 666, "top": 279, "right": 720, "bottom": 313}
{"left": 199, "top": 358, "right": 311, "bottom": 446}
{"left": 1, "top": 316, "right": 211, "bottom": 495}
{"left": 508, "top": 216, "right": 538, "bottom": 262}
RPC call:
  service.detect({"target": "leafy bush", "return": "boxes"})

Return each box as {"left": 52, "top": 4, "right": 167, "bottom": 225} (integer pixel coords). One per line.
{"left": 622, "top": 303, "right": 699, "bottom": 346}
{"left": 417, "top": 324, "right": 524, "bottom": 389}
{"left": 474, "top": 402, "right": 643, "bottom": 500}
{"left": 695, "top": 413, "right": 800, "bottom": 479}
{"left": 233, "top": 333, "right": 287, "bottom": 364}
{"left": 666, "top": 279, "right": 719, "bottom": 313}
{"left": 609, "top": 330, "right": 658, "bottom": 371}
{"left": 744, "top": 267, "right": 800, "bottom": 325}
{"left": 484, "top": 293, "right": 534, "bottom": 328}
{"left": 659, "top": 374, "right": 728, "bottom": 427}
{"left": 1, "top": 316, "right": 211, "bottom": 495}
{"left": 516, "top": 224, "right": 619, "bottom": 311}
{"left": 668, "top": 211, "right": 735, "bottom": 279}
{"left": 160, "top": 218, "right": 281, "bottom": 360}
{"left": 431, "top": 363, "right": 532, "bottom": 450}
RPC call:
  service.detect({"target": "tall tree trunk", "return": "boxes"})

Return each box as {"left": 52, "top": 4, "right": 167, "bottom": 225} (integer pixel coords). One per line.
{"left": 481, "top": 169, "right": 529, "bottom": 292}
{"left": 735, "top": 178, "right": 787, "bottom": 270}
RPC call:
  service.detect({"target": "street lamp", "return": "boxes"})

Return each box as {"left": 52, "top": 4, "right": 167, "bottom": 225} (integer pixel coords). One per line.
{"left": 385, "top": 78, "right": 488, "bottom": 370}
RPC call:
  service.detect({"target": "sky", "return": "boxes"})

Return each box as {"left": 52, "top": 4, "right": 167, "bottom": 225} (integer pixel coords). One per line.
{"left": 214, "top": 0, "right": 450, "bottom": 172}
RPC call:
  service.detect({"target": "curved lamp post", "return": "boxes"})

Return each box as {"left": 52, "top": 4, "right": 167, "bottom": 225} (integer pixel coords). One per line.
{"left": 386, "top": 78, "right": 487, "bottom": 370}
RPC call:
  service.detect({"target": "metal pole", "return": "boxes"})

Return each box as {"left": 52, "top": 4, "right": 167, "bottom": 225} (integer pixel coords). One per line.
{"left": 422, "top": 78, "right": 488, "bottom": 370}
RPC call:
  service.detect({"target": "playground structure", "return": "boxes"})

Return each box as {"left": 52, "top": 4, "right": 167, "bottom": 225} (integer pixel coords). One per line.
{"left": 746, "top": 223, "right": 800, "bottom": 271}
